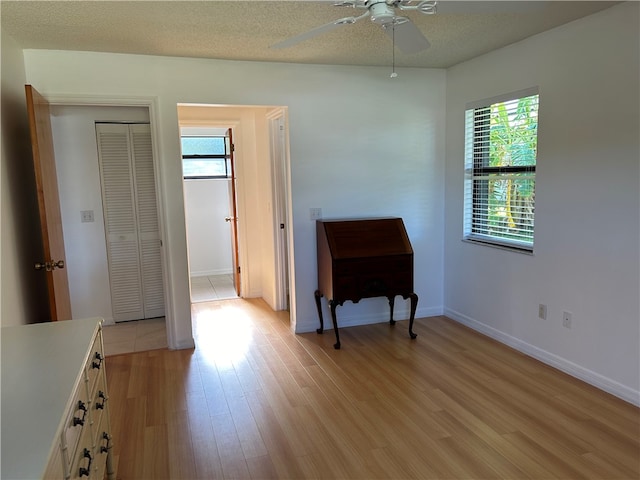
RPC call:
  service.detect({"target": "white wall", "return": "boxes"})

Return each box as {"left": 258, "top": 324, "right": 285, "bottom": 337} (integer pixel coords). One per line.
{"left": 48, "top": 105, "right": 150, "bottom": 323}
{"left": 22, "top": 53, "right": 446, "bottom": 349}
{"left": 183, "top": 179, "right": 233, "bottom": 276}
{"left": 444, "top": 2, "right": 639, "bottom": 403}
{"left": 0, "top": 30, "right": 50, "bottom": 326}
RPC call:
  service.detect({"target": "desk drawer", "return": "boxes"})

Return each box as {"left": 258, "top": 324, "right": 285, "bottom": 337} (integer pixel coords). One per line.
{"left": 333, "top": 255, "right": 412, "bottom": 276}
{"left": 333, "top": 270, "right": 413, "bottom": 301}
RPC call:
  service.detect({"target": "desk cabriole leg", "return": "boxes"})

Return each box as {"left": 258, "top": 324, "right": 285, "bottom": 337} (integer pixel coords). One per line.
{"left": 408, "top": 293, "right": 418, "bottom": 339}
{"left": 388, "top": 296, "right": 396, "bottom": 325}
{"left": 329, "top": 300, "right": 341, "bottom": 349}
{"left": 314, "top": 290, "right": 324, "bottom": 334}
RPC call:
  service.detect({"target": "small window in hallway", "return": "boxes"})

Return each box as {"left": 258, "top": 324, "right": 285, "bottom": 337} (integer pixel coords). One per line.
{"left": 181, "top": 135, "right": 230, "bottom": 178}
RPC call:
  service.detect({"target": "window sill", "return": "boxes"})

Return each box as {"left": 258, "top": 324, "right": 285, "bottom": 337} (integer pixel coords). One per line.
{"left": 462, "top": 237, "right": 534, "bottom": 255}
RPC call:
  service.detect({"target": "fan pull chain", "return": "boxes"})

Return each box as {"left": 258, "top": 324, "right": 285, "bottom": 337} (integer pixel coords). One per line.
{"left": 390, "top": 21, "right": 398, "bottom": 78}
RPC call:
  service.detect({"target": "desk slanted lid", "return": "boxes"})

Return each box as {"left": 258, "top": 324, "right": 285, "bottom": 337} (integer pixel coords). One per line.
{"left": 317, "top": 217, "right": 413, "bottom": 260}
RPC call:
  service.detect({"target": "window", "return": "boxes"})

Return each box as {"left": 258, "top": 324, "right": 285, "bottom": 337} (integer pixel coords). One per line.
{"left": 181, "top": 135, "right": 230, "bottom": 178}
{"left": 464, "top": 88, "right": 539, "bottom": 252}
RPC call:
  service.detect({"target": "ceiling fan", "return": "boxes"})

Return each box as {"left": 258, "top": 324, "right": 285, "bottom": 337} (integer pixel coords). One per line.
{"left": 271, "top": 0, "right": 438, "bottom": 54}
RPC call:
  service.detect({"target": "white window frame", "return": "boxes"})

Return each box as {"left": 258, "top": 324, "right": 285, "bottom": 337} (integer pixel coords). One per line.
{"left": 181, "top": 135, "right": 230, "bottom": 179}
{"left": 463, "top": 87, "right": 539, "bottom": 253}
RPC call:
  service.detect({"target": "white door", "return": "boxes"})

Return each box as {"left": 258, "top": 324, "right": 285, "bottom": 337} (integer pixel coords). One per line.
{"left": 25, "top": 85, "right": 73, "bottom": 321}
{"left": 269, "top": 113, "right": 290, "bottom": 310}
{"left": 96, "top": 123, "right": 164, "bottom": 322}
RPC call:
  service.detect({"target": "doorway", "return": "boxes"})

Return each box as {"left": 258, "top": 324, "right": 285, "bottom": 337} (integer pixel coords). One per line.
{"left": 181, "top": 126, "right": 239, "bottom": 303}
{"left": 49, "top": 104, "right": 167, "bottom": 324}
{"left": 177, "top": 104, "right": 291, "bottom": 312}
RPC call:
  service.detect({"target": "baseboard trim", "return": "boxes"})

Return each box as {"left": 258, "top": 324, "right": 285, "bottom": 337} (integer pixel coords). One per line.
{"left": 444, "top": 308, "right": 640, "bottom": 407}
{"left": 336, "top": 305, "right": 442, "bottom": 329}
{"left": 190, "top": 269, "right": 233, "bottom": 277}
{"left": 296, "top": 304, "right": 443, "bottom": 333}
{"left": 171, "top": 337, "right": 196, "bottom": 350}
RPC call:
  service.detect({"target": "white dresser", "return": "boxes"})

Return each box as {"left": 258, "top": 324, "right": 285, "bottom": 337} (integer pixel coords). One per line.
{"left": 1, "top": 318, "right": 115, "bottom": 480}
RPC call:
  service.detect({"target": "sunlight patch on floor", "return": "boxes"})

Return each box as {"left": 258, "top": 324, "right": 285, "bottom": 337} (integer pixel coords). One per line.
{"left": 192, "top": 302, "right": 253, "bottom": 369}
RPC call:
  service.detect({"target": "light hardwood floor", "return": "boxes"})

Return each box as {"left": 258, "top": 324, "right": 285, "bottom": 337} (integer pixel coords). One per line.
{"left": 105, "top": 298, "right": 640, "bottom": 479}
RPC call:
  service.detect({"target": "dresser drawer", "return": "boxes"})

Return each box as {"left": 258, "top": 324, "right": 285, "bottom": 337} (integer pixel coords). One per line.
{"left": 68, "top": 418, "right": 94, "bottom": 479}
{"left": 62, "top": 383, "right": 90, "bottom": 469}
{"left": 89, "top": 368, "right": 109, "bottom": 444}
{"left": 43, "top": 442, "right": 64, "bottom": 480}
{"left": 91, "top": 410, "right": 113, "bottom": 480}
{"left": 86, "top": 334, "right": 105, "bottom": 395}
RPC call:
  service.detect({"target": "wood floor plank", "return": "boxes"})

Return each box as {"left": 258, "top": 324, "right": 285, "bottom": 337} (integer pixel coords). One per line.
{"left": 227, "top": 395, "right": 269, "bottom": 460}
{"left": 166, "top": 410, "right": 197, "bottom": 479}
{"left": 142, "top": 423, "right": 169, "bottom": 479}
{"left": 184, "top": 391, "right": 225, "bottom": 479}
{"left": 211, "top": 412, "right": 251, "bottom": 479}
{"left": 105, "top": 301, "right": 640, "bottom": 480}
{"left": 245, "top": 454, "right": 279, "bottom": 479}
{"left": 244, "top": 390, "right": 307, "bottom": 479}
{"left": 114, "top": 396, "right": 146, "bottom": 480}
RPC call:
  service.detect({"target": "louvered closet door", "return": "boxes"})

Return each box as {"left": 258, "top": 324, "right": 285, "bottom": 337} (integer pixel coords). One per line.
{"left": 96, "top": 123, "right": 164, "bottom": 322}
{"left": 130, "top": 124, "right": 165, "bottom": 318}
{"left": 97, "top": 124, "right": 144, "bottom": 321}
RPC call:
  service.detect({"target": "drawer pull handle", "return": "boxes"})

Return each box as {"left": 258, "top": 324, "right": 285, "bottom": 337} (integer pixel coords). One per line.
{"left": 73, "top": 401, "right": 88, "bottom": 427}
{"left": 100, "top": 432, "right": 112, "bottom": 454}
{"left": 96, "top": 390, "right": 107, "bottom": 409}
{"left": 79, "top": 448, "right": 93, "bottom": 477}
{"left": 92, "top": 352, "right": 103, "bottom": 370}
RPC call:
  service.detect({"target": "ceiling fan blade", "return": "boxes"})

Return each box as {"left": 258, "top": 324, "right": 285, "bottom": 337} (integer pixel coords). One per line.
{"left": 382, "top": 18, "right": 430, "bottom": 54}
{"left": 271, "top": 16, "right": 360, "bottom": 49}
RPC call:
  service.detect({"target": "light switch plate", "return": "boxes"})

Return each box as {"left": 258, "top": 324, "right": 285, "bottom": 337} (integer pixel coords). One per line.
{"left": 310, "top": 208, "right": 322, "bottom": 220}
{"left": 81, "top": 210, "right": 94, "bottom": 223}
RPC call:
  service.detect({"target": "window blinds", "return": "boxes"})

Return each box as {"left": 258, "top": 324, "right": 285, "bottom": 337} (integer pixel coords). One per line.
{"left": 464, "top": 91, "right": 539, "bottom": 251}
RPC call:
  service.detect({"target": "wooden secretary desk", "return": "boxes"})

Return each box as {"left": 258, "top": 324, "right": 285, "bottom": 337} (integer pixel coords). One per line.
{"left": 314, "top": 217, "right": 418, "bottom": 349}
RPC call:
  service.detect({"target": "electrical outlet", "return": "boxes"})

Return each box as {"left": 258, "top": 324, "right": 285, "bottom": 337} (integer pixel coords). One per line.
{"left": 310, "top": 208, "right": 322, "bottom": 220}
{"left": 563, "top": 311, "right": 572, "bottom": 329}
{"left": 538, "top": 304, "right": 547, "bottom": 320}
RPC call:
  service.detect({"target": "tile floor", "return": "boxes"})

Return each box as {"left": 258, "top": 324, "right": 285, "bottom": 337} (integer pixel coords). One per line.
{"left": 102, "top": 274, "right": 238, "bottom": 356}
{"left": 190, "top": 273, "right": 238, "bottom": 302}
{"left": 102, "top": 317, "right": 167, "bottom": 356}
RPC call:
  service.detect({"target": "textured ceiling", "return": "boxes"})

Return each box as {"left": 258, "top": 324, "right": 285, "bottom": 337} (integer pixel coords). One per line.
{"left": 1, "top": 1, "right": 619, "bottom": 69}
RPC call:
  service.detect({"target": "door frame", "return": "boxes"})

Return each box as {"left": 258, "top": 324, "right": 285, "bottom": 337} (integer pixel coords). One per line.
{"left": 267, "top": 108, "right": 292, "bottom": 311}
{"left": 42, "top": 94, "right": 177, "bottom": 348}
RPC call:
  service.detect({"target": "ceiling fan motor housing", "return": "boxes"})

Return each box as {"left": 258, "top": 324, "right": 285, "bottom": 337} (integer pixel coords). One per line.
{"left": 369, "top": 1, "right": 396, "bottom": 25}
